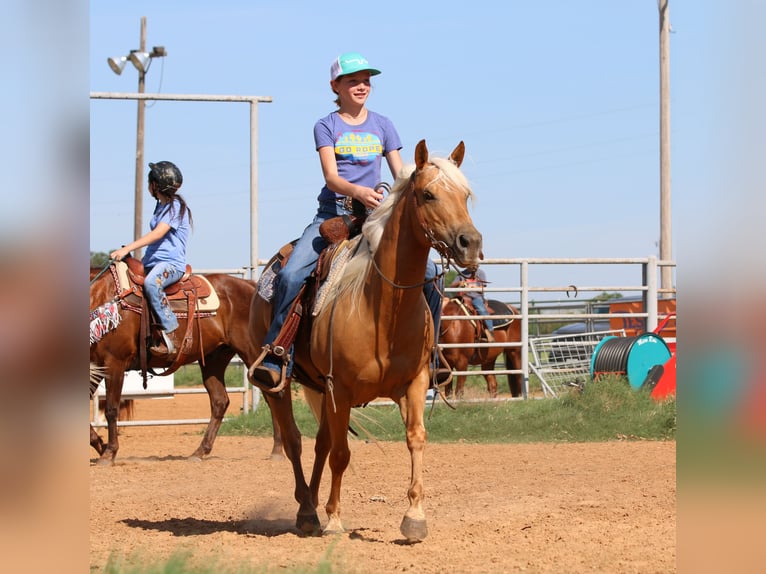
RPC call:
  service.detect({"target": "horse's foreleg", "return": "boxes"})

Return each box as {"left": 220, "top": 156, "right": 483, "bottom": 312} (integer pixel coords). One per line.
{"left": 267, "top": 392, "right": 320, "bottom": 535}
{"left": 322, "top": 398, "right": 352, "bottom": 536}
{"left": 269, "top": 408, "right": 286, "bottom": 460}
{"left": 455, "top": 374, "right": 467, "bottom": 398}
{"left": 308, "top": 393, "right": 330, "bottom": 510}
{"left": 192, "top": 360, "right": 231, "bottom": 460}
{"left": 482, "top": 361, "right": 499, "bottom": 398}
{"left": 97, "top": 369, "right": 125, "bottom": 465}
{"left": 399, "top": 372, "right": 429, "bottom": 542}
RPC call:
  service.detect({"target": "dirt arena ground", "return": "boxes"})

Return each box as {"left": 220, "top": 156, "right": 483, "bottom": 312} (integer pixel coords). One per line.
{"left": 89, "top": 392, "right": 676, "bottom": 573}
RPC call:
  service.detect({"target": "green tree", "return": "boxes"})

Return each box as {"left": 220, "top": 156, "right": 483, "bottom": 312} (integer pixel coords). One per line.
{"left": 443, "top": 269, "right": 459, "bottom": 288}
{"left": 90, "top": 251, "right": 110, "bottom": 268}
{"left": 591, "top": 291, "right": 623, "bottom": 302}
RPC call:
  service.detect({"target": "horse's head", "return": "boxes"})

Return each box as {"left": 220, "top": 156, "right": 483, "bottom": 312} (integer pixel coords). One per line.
{"left": 410, "top": 140, "right": 483, "bottom": 269}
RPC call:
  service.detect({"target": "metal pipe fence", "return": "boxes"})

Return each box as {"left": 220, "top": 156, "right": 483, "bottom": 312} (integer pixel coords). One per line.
{"left": 91, "top": 257, "right": 676, "bottom": 427}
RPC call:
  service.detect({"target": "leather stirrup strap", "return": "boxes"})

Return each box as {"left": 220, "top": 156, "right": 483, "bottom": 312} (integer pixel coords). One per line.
{"left": 140, "top": 296, "right": 150, "bottom": 388}
{"left": 153, "top": 288, "right": 199, "bottom": 378}
{"left": 272, "top": 285, "right": 306, "bottom": 352}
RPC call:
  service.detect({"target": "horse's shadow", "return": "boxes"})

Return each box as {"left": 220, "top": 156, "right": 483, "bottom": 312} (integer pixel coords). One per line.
{"left": 121, "top": 518, "right": 405, "bottom": 543}
{"left": 121, "top": 516, "right": 297, "bottom": 538}
{"left": 89, "top": 454, "right": 201, "bottom": 465}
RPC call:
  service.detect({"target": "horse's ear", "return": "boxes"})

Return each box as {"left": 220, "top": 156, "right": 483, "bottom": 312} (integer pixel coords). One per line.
{"left": 415, "top": 139, "right": 428, "bottom": 170}
{"left": 449, "top": 141, "right": 465, "bottom": 168}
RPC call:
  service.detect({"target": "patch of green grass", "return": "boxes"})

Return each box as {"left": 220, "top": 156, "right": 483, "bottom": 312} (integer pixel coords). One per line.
{"left": 97, "top": 541, "right": 349, "bottom": 574}
{"left": 220, "top": 375, "right": 675, "bottom": 443}
{"left": 220, "top": 386, "right": 319, "bottom": 438}
{"left": 173, "top": 363, "right": 245, "bottom": 388}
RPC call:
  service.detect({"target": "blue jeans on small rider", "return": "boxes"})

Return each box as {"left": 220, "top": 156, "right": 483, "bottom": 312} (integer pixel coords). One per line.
{"left": 144, "top": 262, "right": 183, "bottom": 333}
{"left": 470, "top": 293, "right": 494, "bottom": 332}
{"left": 262, "top": 199, "right": 446, "bottom": 376}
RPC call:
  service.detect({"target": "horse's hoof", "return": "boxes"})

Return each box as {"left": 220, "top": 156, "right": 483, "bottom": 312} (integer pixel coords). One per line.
{"left": 400, "top": 516, "right": 428, "bottom": 542}
{"left": 95, "top": 457, "right": 114, "bottom": 467}
{"left": 322, "top": 516, "right": 345, "bottom": 536}
{"left": 187, "top": 455, "right": 204, "bottom": 463}
{"left": 296, "top": 513, "right": 321, "bottom": 537}
{"left": 269, "top": 451, "right": 286, "bottom": 462}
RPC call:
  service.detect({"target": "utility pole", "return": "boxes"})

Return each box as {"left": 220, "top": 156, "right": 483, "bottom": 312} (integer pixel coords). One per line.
{"left": 134, "top": 16, "right": 147, "bottom": 260}
{"left": 659, "top": 0, "right": 673, "bottom": 296}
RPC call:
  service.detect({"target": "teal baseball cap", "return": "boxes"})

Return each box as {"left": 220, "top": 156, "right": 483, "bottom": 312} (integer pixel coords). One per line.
{"left": 330, "top": 52, "right": 381, "bottom": 81}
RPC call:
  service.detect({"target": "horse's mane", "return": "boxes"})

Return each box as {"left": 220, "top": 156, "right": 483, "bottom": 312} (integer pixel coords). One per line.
{"left": 324, "top": 156, "right": 473, "bottom": 311}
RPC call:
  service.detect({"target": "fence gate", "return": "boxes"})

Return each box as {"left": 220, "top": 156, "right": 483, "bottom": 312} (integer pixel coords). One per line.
{"left": 529, "top": 330, "right": 626, "bottom": 397}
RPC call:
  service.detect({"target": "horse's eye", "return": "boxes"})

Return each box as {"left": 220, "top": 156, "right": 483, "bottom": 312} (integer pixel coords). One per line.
{"left": 423, "top": 190, "right": 435, "bottom": 201}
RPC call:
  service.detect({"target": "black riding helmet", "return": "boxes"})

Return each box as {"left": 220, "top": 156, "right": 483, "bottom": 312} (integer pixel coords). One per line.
{"left": 148, "top": 161, "right": 183, "bottom": 194}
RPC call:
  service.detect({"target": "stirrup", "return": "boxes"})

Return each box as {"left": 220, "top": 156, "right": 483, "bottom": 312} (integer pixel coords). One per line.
{"left": 431, "top": 347, "right": 453, "bottom": 388}
{"left": 248, "top": 345, "right": 291, "bottom": 394}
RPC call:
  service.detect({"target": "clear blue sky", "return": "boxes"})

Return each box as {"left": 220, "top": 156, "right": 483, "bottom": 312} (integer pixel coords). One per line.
{"left": 89, "top": 2, "right": 713, "bottom": 296}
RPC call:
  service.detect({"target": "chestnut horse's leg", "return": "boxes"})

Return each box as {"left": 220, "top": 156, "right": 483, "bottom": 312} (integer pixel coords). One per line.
{"left": 321, "top": 394, "right": 353, "bottom": 536}
{"left": 192, "top": 349, "right": 233, "bottom": 461}
{"left": 308, "top": 394, "right": 331, "bottom": 510}
{"left": 268, "top": 407, "right": 286, "bottom": 460}
{"left": 266, "top": 391, "right": 320, "bottom": 535}
{"left": 506, "top": 347, "right": 523, "bottom": 397}
{"left": 97, "top": 363, "right": 128, "bottom": 465}
{"left": 482, "top": 358, "right": 499, "bottom": 398}
{"left": 398, "top": 370, "right": 430, "bottom": 542}
{"left": 454, "top": 354, "right": 470, "bottom": 398}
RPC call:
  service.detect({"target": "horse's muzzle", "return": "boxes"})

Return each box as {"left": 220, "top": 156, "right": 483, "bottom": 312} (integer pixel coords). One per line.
{"left": 450, "top": 225, "right": 483, "bottom": 268}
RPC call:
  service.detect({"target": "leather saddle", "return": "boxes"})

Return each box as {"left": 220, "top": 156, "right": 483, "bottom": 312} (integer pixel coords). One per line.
{"left": 252, "top": 237, "right": 359, "bottom": 379}
{"left": 448, "top": 297, "right": 516, "bottom": 340}
{"left": 450, "top": 297, "right": 486, "bottom": 341}
{"left": 110, "top": 257, "right": 221, "bottom": 383}
{"left": 117, "top": 257, "right": 219, "bottom": 312}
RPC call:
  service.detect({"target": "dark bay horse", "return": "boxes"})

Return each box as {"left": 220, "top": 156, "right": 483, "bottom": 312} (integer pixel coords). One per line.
{"left": 89, "top": 265, "right": 283, "bottom": 465}
{"left": 249, "top": 140, "right": 483, "bottom": 541}
{"left": 439, "top": 298, "right": 523, "bottom": 398}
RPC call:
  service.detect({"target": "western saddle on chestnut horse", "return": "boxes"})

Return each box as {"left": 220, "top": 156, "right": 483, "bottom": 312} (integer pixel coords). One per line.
{"left": 108, "top": 256, "right": 220, "bottom": 382}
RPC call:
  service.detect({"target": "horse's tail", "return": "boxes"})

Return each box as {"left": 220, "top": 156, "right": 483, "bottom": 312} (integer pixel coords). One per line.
{"left": 503, "top": 345, "right": 523, "bottom": 398}
{"left": 302, "top": 387, "right": 379, "bottom": 445}
{"left": 90, "top": 362, "right": 135, "bottom": 421}
{"left": 96, "top": 398, "right": 135, "bottom": 421}
{"left": 90, "top": 362, "right": 105, "bottom": 398}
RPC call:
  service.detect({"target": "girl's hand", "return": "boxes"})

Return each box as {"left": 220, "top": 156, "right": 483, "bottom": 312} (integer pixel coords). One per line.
{"left": 357, "top": 185, "right": 385, "bottom": 210}
{"left": 110, "top": 247, "right": 130, "bottom": 261}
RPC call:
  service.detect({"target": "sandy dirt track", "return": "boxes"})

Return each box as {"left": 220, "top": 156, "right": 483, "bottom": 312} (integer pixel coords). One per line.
{"left": 90, "top": 392, "right": 676, "bottom": 573}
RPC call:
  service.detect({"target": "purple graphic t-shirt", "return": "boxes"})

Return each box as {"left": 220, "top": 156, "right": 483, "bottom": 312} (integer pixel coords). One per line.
{"left": 313, "top": 110, "right": 402, "bottom": 202}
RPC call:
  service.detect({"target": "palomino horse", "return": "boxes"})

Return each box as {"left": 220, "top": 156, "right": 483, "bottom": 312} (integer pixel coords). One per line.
{"left": 439, "top": 298, "right": 523, "bottom": 398}
{"left": 249, "top": 140, "right": 483, "bottom": 541}
{"left": 89, "top": 265, "right": 285, "bottom": 465}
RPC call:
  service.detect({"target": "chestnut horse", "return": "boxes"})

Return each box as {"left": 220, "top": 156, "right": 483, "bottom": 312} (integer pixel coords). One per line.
{"left": 439, "top": 298, "right": 523, "bottom": 398}
{"left": 249, "top": 140, "right": 483, "bottom": 541}
{"left": 89, "top": 267, "right": 284, "bottom": 465}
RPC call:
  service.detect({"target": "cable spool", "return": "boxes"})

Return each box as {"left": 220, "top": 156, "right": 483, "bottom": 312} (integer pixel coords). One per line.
{"left": 590, "top": 333, "right": 672, "bottom": 389}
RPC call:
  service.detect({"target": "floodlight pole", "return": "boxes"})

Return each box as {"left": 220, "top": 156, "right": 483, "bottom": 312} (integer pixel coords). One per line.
{"left": 659, "top": 0, "right": 673, "bottom": 296}
{"left": 133, "top": 16, "right": 148, "bottom": 259}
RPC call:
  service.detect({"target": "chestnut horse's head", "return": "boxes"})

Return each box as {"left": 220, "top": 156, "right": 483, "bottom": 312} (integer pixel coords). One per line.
{"left": 408, "top": 139, "right": 483, "bottom": 269}
{"left": 359, "top": 140, "right": 483, "bottom": 272}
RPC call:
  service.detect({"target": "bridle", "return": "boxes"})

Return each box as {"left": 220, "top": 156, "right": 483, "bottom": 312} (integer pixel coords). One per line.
{"left": 367, "top": 167, "right": 460, "bottom": 290}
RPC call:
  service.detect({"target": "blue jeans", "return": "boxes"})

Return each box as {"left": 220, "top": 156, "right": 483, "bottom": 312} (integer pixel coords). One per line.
{"left": 144, "top": 262, "right": 183, "bottom": 332}
{"left": 470, "top": 293, "right": 494, "bottom": 331}
{"left": 262, "top": 199, "right": 444, "bottom": 375}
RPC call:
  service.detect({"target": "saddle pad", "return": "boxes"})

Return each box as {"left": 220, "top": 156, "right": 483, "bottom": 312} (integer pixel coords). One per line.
{"left": 257, "top": 257, "right": 281, "bottom": 302}
{"left": 114, "top": 261, "right": 220, "bottom": 312}
{"left": 488, "top": 299, "right": 517, "bottom": 329}
{"left": 312, "top": 239, "right": 358, "bottom": 316}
